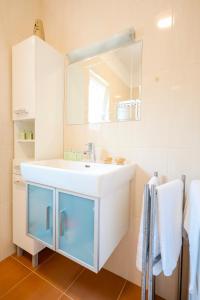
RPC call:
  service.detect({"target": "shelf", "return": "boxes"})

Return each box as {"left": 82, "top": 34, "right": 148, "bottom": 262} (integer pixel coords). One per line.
{"left": 14, "top": 118, "right": 35, "bottom": 122}
{"left": 17, "top": 139, "right": 35, "bottom": 143}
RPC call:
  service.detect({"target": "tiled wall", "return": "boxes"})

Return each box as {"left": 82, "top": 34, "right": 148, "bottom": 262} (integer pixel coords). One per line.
{"left": 0, "top": 0, "right": 196, "bottom": 298}
{"left": 0, "top": 0, "right": 42, "bottom": 260}
{"left": 44, "top": 0, "right": 200, "bottom": 299}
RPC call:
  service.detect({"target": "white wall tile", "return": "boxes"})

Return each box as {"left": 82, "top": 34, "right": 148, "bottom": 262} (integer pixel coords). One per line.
{"left": 42, "top": 0, "right": 200, "bottom": 298}
{"left": 172, "top": 0, "right": 200, "bottom": 65}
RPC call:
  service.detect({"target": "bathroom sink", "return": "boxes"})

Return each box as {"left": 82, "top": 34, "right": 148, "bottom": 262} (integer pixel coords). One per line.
{"left": 21, "top": 159, "right": 135, "bottom": 197}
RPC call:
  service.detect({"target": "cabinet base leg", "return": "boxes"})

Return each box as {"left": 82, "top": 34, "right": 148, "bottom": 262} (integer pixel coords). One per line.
{"left": 32, "top": 254, "right": 38, "bottom": 268}
{"left": 17, "top": 247, "right": 23, "bottom": 257}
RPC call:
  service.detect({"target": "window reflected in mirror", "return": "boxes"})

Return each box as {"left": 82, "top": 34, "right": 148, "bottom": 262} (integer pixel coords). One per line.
{"left": 88, "top": 70, "right": 110, "bottom": 123}
{"left": 66, "top": 41, "right": 142, "bottom": 124}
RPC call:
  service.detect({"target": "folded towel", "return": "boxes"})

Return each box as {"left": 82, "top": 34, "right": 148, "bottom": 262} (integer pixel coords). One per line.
{"left": 136, "top": 175, "right": 162, "bottom": 276}
{"left": 157, "top": 179, "right": 183, "bottom": 276}
{"left": 184, "top": 180, "right": 200, "bottom": 299}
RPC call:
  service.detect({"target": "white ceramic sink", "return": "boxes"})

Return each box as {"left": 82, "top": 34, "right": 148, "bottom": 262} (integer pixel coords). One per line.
{"left": 21, "top": 159, "right": 135, "bottom": 197}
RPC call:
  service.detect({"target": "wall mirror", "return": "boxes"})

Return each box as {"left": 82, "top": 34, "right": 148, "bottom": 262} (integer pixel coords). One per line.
{"left": 66, "top": 40, "right": 142, "bottom": 124}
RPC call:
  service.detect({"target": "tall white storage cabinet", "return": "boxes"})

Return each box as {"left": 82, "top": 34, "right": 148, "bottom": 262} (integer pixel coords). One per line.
{"left": 12, "top": 36, "right": 64, "bottom": 265}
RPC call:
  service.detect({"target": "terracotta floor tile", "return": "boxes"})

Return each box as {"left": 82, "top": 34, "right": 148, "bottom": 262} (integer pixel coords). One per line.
{"left": 66, "top": 268, "right": 126, "bottom": 300}
{"left": 118, "top": 282, "right": 141, "bottom": 299}
{"left": 119, "top": 281, "right": 164, "bottom": 300}
{"left": 155, "top": 294, "right": 164, "bottom": 299}
{"left": 1, "top": 254, "right": 165, "bottom": 300}
{"left": 60, "top": 295, "right": 72, "bottom": 300}
{"left": 12, "top": 248, "right": 54, "bottom": 270}
{"left": 36, "top": 253, "right": 83, "bottom": 291}
{"left": 0, "top": 257, "right": 30, "bottom": 297}
{"left": 38, "top": 248, "right": 55, "bottom": 263}
{"left": 2, "top": 273, "right": 61, "bottom": 300}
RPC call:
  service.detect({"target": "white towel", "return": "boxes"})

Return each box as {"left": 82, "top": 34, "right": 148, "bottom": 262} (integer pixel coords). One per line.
{"left": 136, "top": 175, "right": 162, "bottom": 276}
{"left": 157, "top": 179, "right": 183, "bottom": 276}
{"left": 184, "top": 180, "right": 200, "bottom": 299}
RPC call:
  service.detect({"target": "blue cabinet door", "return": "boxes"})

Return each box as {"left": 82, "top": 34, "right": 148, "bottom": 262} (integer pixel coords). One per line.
{"left": 57, "top": 192, "right": 96, "bottom": 268}
{"left": 27, "top": 184, "right": 55, "bottom": 249}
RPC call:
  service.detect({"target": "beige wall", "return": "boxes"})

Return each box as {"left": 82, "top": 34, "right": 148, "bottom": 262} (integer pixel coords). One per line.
{"left": 0, "top": 0, "right": 196, "bottom": 298}
{"left": 0, "top": 0, "right": 42, "bottom": 260}
{"left": 43, "top": 0, "right": 199, "bottom": 299}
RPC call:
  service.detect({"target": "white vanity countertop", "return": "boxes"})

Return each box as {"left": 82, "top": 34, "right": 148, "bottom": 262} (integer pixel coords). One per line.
{"left": 21, "top": 159, "right": 135, "bottom": 198}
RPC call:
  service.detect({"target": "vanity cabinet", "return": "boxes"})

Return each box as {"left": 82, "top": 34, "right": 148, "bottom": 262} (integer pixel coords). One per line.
{"left": 26, "top": 182, "right": 129, "bottom": 272}
{"left": 27, "top": 183, "right": 98, "bottom": 270}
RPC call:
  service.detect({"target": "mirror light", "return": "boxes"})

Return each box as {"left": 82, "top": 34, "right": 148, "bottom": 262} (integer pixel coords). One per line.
{"left": 67, "top": 28, "right": 135, "bottom": 64}
{"left": 157, "top": 16, "right": 172, "bottom": 29}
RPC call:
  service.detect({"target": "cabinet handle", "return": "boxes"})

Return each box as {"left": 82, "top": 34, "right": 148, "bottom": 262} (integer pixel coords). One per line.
{"left": 60, "top": 209, "right": 66, "bottom": 237}
{"left": 13, "top": 177, "right": 24, "bottom": 185}
{"left": 14, "top": 109, "right": 28, "bottom": 115}
{"left": 46, "top": 206, "right": 51, "bottom": 230}
{"left": 14, "top": 180, "right": 20, "bottom": 183}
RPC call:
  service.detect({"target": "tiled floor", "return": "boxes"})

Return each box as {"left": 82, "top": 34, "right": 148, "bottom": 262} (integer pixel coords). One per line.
{"left": 0, "top": 248, "right": 163, "bottom": 299}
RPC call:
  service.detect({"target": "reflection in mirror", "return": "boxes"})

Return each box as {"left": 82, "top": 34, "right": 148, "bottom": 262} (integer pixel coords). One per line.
{"left": 66, "top": 41, "right": 142, "bottom": 124}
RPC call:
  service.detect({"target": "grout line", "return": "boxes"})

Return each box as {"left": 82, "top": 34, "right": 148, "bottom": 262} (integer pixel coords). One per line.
{"left": 57, "top": 292, "right": 74, "bottom": 300}
{"left": 0, "top": 272, "right": 32, "bottom": 299}
{"left": 57, "top": 268, "right": 85, "bottom": 300}
{"left": 11, "top": 255, "right": 34, "bottom": 272}
{"left": 64, "top": 268, "right": 85, "bottom": 297}
{"left": 35, "top": 252, "right": 57, "bottom": 270}
{"left": 11, "top": 253, "right": 63, "bottom": 294}
{"left": 2, "top": 255, "right": 131, "bottom": 300}
{"left": 10, "top": 252, "right": 85, "bottom": 298}
{"left": 32, "top": 270, "right": 64, "bottom": 293}
{"left": 57, "top": 293, "right": 64, "bottom": 300}
{"left": 116, "top": 280, "right": 127, "bottom": 300}
{"left": 64, "top": 295, "right": 74, "bottom": 300}
{"left": 11, "top": 251, "right": 56, "bottom": 272}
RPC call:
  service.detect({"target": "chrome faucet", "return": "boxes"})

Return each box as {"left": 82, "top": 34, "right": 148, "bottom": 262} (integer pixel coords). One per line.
{"left": 85, "top": 142, "right": 96, "bottom": 163}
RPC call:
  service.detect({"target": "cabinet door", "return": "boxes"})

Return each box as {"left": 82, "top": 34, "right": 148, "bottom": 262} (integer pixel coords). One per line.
{"left": 27, "top": 184, "right": 55, "bottom": 249}
{"left": 57, "top": 192, "right": 97, "bottom": 269}
{"left": 13, "top": 178, "right": 44, "bottom": 255}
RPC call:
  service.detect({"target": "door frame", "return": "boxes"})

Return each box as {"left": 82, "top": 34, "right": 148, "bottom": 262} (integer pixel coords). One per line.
{"left": 56, "top": 188, "right": 99, "bottom": 273}
{"left": 26, "top": 182, "right": 56, "bottom": 250}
